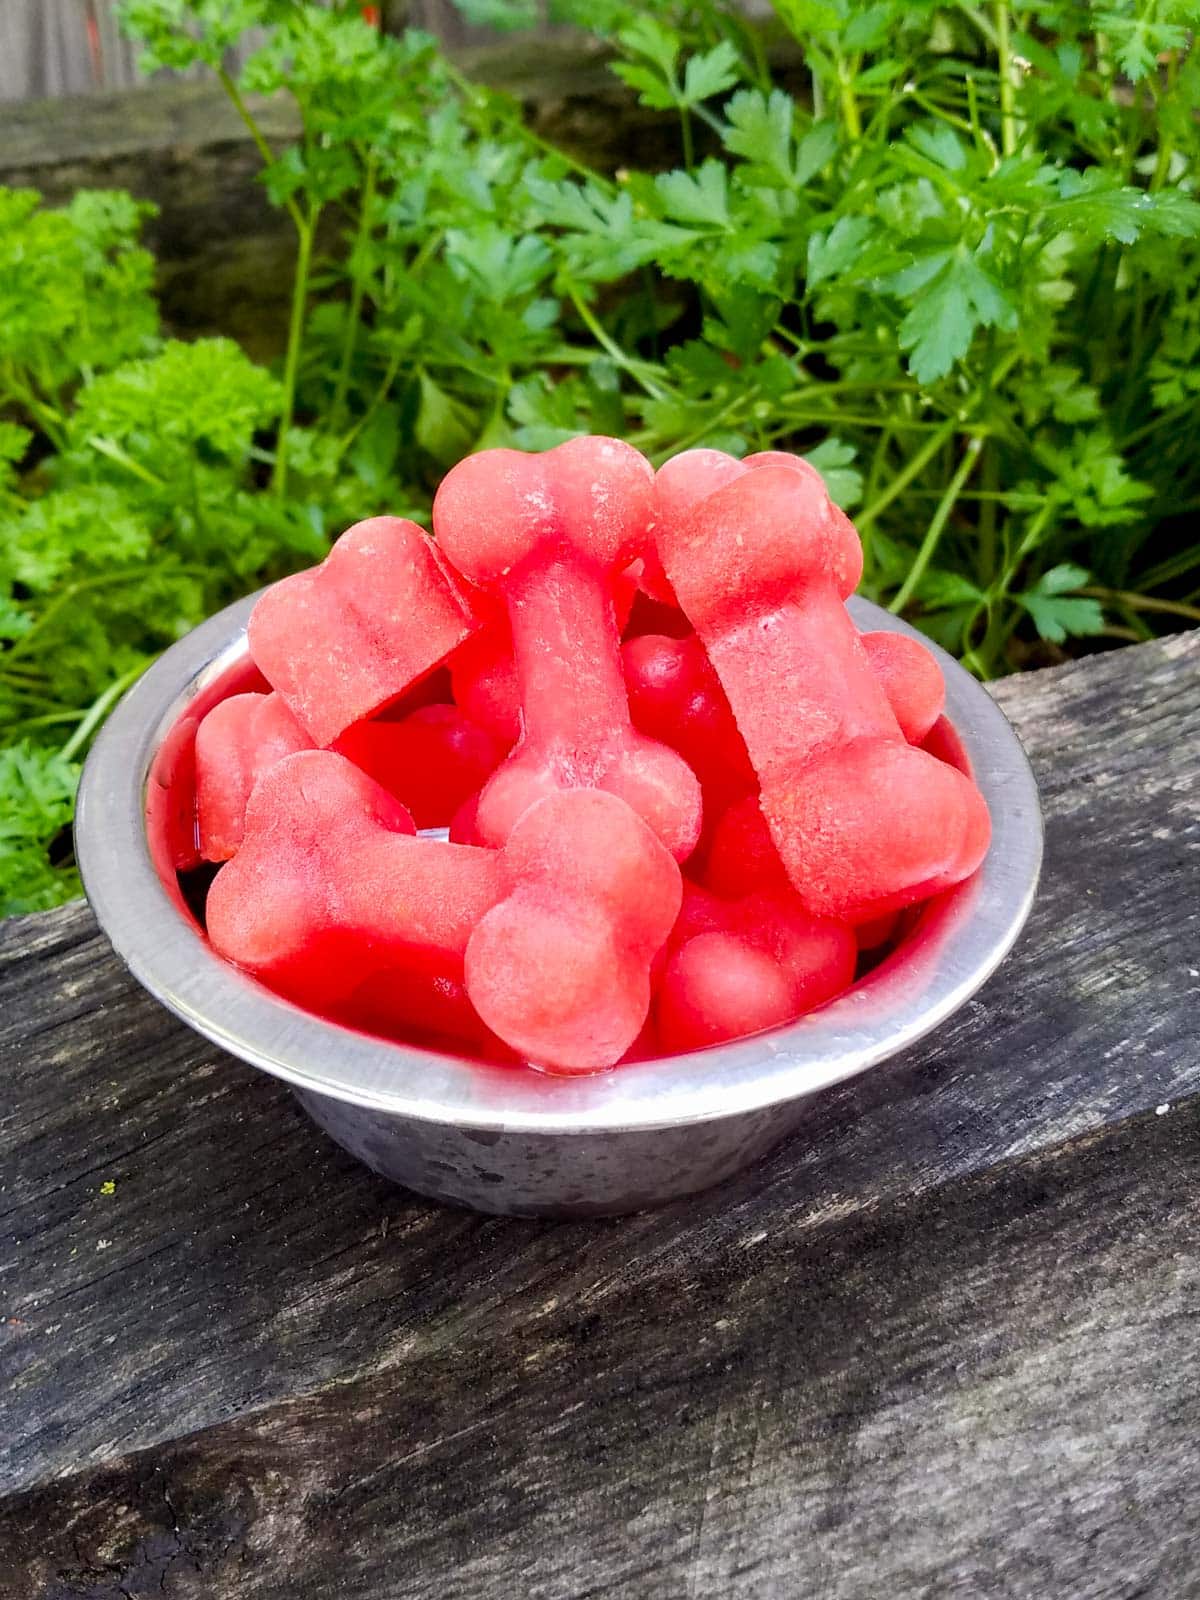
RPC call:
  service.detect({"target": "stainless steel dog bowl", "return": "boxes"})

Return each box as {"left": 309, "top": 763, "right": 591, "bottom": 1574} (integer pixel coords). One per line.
{"left": 76, "top": 592, "right": 1042, "bottom": 1217}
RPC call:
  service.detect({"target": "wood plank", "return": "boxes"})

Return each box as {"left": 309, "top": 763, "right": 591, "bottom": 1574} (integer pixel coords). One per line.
{"left": 1, "top": 631, "right": 1198, "bottom": 1532}
{"left": 2, "top": 1099, "right": 1197, "bottom": 1597}
{"left": 0, "top": 42, "right": 682, "bottom": 358}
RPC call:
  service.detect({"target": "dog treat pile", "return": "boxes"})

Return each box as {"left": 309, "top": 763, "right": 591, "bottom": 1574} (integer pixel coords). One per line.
{"left": 188, "top": 438, "right": 990, "bottom": 1073}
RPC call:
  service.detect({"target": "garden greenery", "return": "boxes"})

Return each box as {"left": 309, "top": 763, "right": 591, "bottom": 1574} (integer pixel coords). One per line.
{"left": 2, "top": 0, "right": 1198, "bottom": 912}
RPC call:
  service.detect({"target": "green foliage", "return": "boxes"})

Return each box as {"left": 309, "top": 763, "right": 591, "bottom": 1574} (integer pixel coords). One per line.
{"left": 4, "top": 0, "right": 1200, "bottom": 914}
{"left": 0, "top": 743, "right": 81, "bottom": 915}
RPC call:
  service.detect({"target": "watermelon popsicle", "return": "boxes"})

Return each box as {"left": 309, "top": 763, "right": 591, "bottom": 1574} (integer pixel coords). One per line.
{"left": 247, "top": 516, "right": 481, "bottom": 747}
{"left": 699, "top": 616, "right": 951, "bottom": 905}
{"left": 656, "top": 882, "right": 856, "bottom": 1052}
{"left": 194, "top": 692, "right": 505, "bottom": 859}
{"left": 466, "top": 789, "right": 683, "bottom": 1073}
{"left": 195, "top": 691, "right": 311, "bottom": 862}
{"left": 205, "top": 751, "right": 501, "bottom": 1009}
{"left": 653, "top": 452, "right": 991, "bottom": 920}
{"left": 622, "top": 633, "right": 756, "bottom": 818}
{"left": 449, "top": 567, "right": 640, "bottom": 749}
{"left": 206, "top": 752, "right": 682, "bottom": 1070}
{"left": 859, "top": 630, "right": 946, "bottom": 745}
{"left": 433, "top": 437, "right": 702, "bottom": 861}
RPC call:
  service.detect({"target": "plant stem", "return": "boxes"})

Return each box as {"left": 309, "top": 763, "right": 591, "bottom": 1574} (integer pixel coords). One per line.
{"left": 3, "top": 373, "right": 68, "bottom": 450}
{"left": 1083, "top": 588, "right": 1200, "bottom": 624}
{"left": 994, "top": 3, "right": 1018, "bottom": 156}
{"left": 7, "top": 711, "right": 83, "bottom": 735}
{"left": 336, "top": 348, "right": 405, "bottom": 460}
{"left": 6, "top": 567, "right": 206, "bottom": 663}
{"left": 86, "top": 436, "right": 166, "bottom": 487}
{"left": 60, "top": 663, "right": 147, "bottom": 761}
{"left": 890, "top": 436, "right": 984, "bottom": 613}
{"left": 856, "top": 415, "right": 962, "bottom": 532}
{"left": 952, "top": 0, "right": 999, "bottom": 47}
{"left": 564, "top": 283, "right": 670, "bottom": 400}
{"left": 978, "top": 439, "right": 999, "bottom": 582}
{"left": 1150, "top": 50, "right": 1179, "bottom": 191}
{"left": 216, "top": 67, "right": 306, "bottom": 235}
{"left": 1136, "top": 541, "right": 1200, "bottom": 591}
{"left": 835, "top": 52, "right": 862, "bottom": 142}
{"left": 273, "top": 208, "right": 319, "bottom": 497}
{"left": 680, "top": 104, "right": 695, "bottom": 169}
{"left": 332, "top": 157, "right": 377, "bottom": 426}
{"left": 442, "top": 60, "right": 617, "bottom": 196}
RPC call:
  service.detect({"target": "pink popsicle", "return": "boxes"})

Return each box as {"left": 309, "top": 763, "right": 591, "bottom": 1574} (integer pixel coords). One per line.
{"left": 653, "top": 452, "right": 990, "bottom": 918}
{"left": 465, "top": 788, "right": 682, "bottom": 1073}
{"left": 859, "top": 631, "right": 945, "bottom": 745}
{"left": 247, "top": 516, "right": 481, "bottom": 747}
{"left": 206, "top": 751, "right": 502, "bottom": 1009}
{"left": 433, "top": 438, "right": 702, "bottom": 860}
{"left": 195, "top": 692, "right": 311, "bottom": 861}
{"left": 207, "top": 755, "right": 682, "bottom": 1073}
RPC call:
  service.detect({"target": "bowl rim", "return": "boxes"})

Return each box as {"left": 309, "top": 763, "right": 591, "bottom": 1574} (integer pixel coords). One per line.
{"left": 75, "top": 592, "right": 1042, "bottom": 1135}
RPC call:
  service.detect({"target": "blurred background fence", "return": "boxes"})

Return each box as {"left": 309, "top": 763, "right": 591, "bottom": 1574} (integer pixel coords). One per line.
{"left": 0, "top": 1, "right": 491, "bottom": 100}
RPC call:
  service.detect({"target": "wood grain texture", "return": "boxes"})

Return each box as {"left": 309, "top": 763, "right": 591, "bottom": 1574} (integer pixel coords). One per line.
{"left": 1, "top": 632, "right": 1198, "bottom": 1596}
{"left": 3, "top": 1101, "right": 1197, "bottom": 1599}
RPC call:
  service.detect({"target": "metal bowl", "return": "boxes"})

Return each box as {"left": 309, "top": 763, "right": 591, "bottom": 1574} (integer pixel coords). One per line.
{"left": 75, "top": 592, "right": 1042, "bottom": 1217}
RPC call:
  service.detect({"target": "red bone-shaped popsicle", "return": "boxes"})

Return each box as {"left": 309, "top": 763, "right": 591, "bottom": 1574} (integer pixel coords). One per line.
{"left": 656, "top": 882, "right": 855, "bottom": 1052}
{"left": 206, "top": 752, "right": 680, "bottom": 1070}
{"left": 206, "top": 751, "right": 500, "bottom": 1009}
{"left": 465, "top": 789, "right": 682, "bottom": 1073}
{"left": 247, "top": 517, "right": 481, "bottom": 747}
{"left": 194, "top": 692, "right": 504, "bottom": 859}
{"left": 433, "top": 438, "right": 702, "bottom": 861}
{"left": 450, "top": 568, "right": 640, "bottom": 750}
{"left": 859, "top": 631, "right": 945, "bottom": 745}
{"left": 195, "top": 692, "right": 311, "bottom": 861}
{"left": 653, "top": 451, "right": 990, "bottom": 919}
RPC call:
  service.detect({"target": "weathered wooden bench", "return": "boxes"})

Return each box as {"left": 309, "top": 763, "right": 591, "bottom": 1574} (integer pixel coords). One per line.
{"left": 1, "top": 631, "right": 1197, "bottom": 1598}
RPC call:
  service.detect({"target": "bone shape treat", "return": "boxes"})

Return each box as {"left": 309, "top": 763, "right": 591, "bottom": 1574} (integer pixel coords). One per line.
{"left": 196, "top": 692, "right": 311, "bottom": 862}
{"left": 653, "top": 450, "right": 990, "bottom": 919}
{"left": 656, "top": 882, "right": 856, "bottom": 1052}
{"left": 859, "top": 631, "right": 945, "bottom": 745}
{"left": 205, "top": 751, "right": 498, "bottom": 1009}
{"left": 195, "top": 692, "right": 504, "bottom": 858}
{"left": 450, "top": 568, "right": 641, "bottom": 751}
{"left": 206, "top": 753, "right": 681, "bottom": 1070}
{"left": 247, "top": 516, "right": 481, "bottom": 747}
{"left": 433, "top": 437, "right": 702, "bottom": 861}
{"left": 465, "top": 788, "right": 682, "bottom": 1073}
{"left": 620, "top": 624, "right": 946, "bottom": 837}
